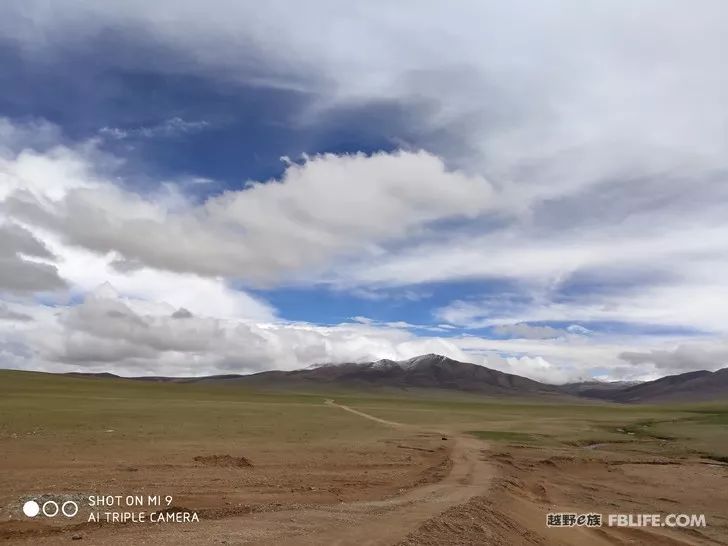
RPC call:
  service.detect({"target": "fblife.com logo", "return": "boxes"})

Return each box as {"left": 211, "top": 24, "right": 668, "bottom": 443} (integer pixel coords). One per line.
{"left": 23, "top": 499, "right": 79, "bottom": 518}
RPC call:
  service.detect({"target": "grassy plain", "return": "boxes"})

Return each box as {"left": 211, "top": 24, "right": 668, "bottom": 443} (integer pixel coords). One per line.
{"left": 1, "top": 370, "right": 727, "bottom": 544}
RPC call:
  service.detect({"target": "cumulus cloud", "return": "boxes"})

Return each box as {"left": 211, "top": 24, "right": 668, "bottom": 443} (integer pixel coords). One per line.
{"left": 484, "top": 353, "right": 578, "bottom": 385}
{"left": 1, "top": 283, "right": 476, "bottom": 377}
{"left": 2, "top": 143, "right": 492, "bottom": 284}
{"left": 0, "top": 275, "right": 604, "bottom": 383}
{"left": 0, "top": 274, "right": 707, "bottom": 383}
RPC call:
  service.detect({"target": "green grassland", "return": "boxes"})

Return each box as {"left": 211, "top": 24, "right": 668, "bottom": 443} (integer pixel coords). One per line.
{"left": 0, "top": 371, "right": 389, "bottom": 448}
{"left": 2, "top": 370, "right": 727, "bottom": 462}
{"left": 336, "top": 393, "right": 728, "bottom": 460}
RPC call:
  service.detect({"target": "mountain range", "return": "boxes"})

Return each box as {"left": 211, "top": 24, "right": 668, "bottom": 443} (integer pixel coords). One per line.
{"left": 66, "top": 353, "right": 728, "bottom": 403}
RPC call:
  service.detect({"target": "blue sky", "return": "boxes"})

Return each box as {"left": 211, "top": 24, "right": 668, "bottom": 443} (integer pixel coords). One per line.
{"left": 0, "top": 30, "right": 429, "bottom": 188}
{"left": 1, "top": 1, "right": 727, "bottom": 382}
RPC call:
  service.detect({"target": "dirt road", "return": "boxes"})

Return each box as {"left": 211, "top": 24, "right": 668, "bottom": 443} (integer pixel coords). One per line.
{"left": 282, "top": 400, "right": 495, "bottom": 545}
{"left": 227, "top": 400, "right": 494, "bottom": 545}
{"left": 323, "top": 399, "right": 409, "bottom": 429}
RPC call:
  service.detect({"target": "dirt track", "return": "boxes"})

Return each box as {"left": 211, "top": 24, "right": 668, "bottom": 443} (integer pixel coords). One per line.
{"left": 323, "top": 399, "right": 410, "bottom": 429}
{"left": 282, "top": 400, "right": 495, "bottom": 545}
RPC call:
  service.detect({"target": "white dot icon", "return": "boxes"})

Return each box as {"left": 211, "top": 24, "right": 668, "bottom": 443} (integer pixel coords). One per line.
{"left": 22, "top": 500, "right": 40, "bottom": 518}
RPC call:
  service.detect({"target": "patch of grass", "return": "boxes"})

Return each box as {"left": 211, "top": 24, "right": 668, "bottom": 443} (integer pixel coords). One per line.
{"left": 620, "top": 420, "right": 677, "bottom": 440}
{"left": 681, "top": 409, "right": 728, "bottom": 425}
{"left": 592, "top": 419, "right": 679, "bottom": 441}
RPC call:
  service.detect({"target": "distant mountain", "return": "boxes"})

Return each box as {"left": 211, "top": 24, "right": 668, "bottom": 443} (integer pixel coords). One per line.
{"left": 560, "top": 380, "right": 642, "bottom": 397}
{"left": 579, "top": 368, "right": 728, "bottom": 403}
{"left": 65, "top": 371, "right": 121, "bottom": 379}
{"left": 65, "top": 371, "right": 249, "bottom": 383}
{"left": 242, "top": 354, "right": 563, "bottom": 396}
{"left": 61, "top": 354, "right": 728, "bottom": 403}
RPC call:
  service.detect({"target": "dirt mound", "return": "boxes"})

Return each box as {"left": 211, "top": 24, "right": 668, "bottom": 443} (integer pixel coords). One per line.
{"left": 397, "top": 495, "right": 546, "bottom": 546}
{"left": 193, "top": 454, "right": 253, "bottom": 467}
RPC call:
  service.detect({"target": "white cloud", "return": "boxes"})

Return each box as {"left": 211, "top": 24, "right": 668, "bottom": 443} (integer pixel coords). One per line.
{"left": 453, "top": 334, "right": 698, "bottom": 383}
{"left": 48, "top": 241, "right": 276, "bottom": 321}
{"left": 485, "top": 354, "right": 577, "bottom": 385}
{"left": 350, "top": 316, "right": 373, "bottom": 325}
{"left": 620, "top": 341, "right": 728, "bottom": 373}
{"left": 1, "top": 284, "right": 477, "bottom": 377}
{"left": 435, "top": 282, "right": 728, "bottom": 336}
{"left": 2, "top": 142, "right": 492, "bottom": 285}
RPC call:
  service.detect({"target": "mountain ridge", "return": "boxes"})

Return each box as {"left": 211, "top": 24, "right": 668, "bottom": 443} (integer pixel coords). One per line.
{"left": 249, "top": 353, "right": 563, "bottom": 396}
{"left": 60, "top": 353, "right": 728, "bottom": 403}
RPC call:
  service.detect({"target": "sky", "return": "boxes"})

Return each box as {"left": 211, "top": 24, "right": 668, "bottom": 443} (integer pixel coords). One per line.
{"left": 1, "top": 1, "right": 727, "bottom": 383}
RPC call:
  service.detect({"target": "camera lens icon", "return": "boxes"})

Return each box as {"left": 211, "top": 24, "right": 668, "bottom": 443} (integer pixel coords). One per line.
{"left": 61, "top": 501, "right": 79, "bottom": 517}
{"left": 42, "top": 501, "right": 59, "bottom": 517}
{"left": 22, "top": 499, "right": 78, "bottom": 518}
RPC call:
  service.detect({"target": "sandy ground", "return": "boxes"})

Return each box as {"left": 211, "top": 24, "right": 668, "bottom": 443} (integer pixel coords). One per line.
{"left": 2, "top": 400, "right": 727, "bottom": 545}
{"left": 399, "top": 449, "right": 728, "bottom": 546}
